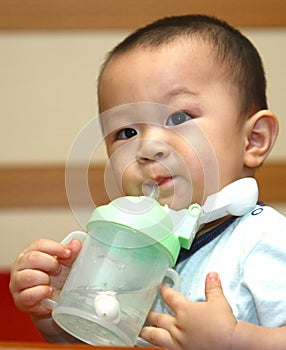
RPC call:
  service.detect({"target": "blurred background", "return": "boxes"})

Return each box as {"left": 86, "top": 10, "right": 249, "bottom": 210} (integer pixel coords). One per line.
{"left": 0, "top": 0, "right": 286, "bottom": 269}
{"left": 0, "top": 0, "right": 285, "bottom": 342}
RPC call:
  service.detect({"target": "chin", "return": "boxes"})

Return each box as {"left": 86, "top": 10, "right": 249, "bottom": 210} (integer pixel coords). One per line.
{"left": 156, "top": 196, "right": 192, "bottom": 211}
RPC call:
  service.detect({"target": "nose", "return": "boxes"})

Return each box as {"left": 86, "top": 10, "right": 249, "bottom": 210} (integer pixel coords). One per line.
{"left": 136, "top": 136, "right": 170, "bottom": 163}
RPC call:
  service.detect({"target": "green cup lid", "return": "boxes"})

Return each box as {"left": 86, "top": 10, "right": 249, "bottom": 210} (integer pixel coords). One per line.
{"left": 87, "top": 196, "right": 181, "bottom": 266}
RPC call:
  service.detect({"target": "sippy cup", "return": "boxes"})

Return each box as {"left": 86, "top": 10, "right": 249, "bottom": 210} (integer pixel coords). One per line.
{"left": 43, "top": 196, "right": 201, "bottom": 347}
{"left": 43, "top": 177, "right": 258, "bottom": 347}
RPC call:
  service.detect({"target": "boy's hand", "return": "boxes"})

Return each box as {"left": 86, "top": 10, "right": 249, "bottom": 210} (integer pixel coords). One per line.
{"left": 140, "top": 272, "right": 237, "bottom": 350}
{"left": 9, "top": 238, "right": 82, "bottom": 317}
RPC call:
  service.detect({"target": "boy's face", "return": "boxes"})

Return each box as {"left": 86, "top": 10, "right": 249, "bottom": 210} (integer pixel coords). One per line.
{"left": 99, "top": 39, "right": 252, "bottom": 209}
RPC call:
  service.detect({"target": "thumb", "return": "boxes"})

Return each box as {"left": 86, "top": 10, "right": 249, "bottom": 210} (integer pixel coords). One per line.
{"left": 205, "top": 272, "right": 224, "bottom": 301}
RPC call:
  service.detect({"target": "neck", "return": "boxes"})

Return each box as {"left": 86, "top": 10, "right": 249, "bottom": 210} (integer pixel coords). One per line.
{"left": 196, "top": 214, "right": 233, "bottom": 238}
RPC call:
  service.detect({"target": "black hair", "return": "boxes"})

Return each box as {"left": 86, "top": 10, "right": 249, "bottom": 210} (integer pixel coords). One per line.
{"left": 99, "top": 14, "right": 267, "bottom": 116}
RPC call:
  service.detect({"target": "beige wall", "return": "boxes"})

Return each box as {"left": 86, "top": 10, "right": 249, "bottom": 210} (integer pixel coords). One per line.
{"left": 1, "top": 29, "right": 286, "bottom": 267}
{"left": 0, "top": 31, "right": 129, "bottom": 165}
{"left": 1, "top": 29, "right": 286, "bottom": 166}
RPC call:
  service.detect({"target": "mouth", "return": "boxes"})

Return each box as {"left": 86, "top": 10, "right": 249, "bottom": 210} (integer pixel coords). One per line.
{"left": 140, "top": 164, "right": 178, "bottom": 198}
{"left": 141, "top": 175, "right": 175, "bottom": 198}
{"left": 153, "top": 176, "right": 174, "bottom": 187}
{"left": 146, "top": 175, "right": 175, "bottom": 190}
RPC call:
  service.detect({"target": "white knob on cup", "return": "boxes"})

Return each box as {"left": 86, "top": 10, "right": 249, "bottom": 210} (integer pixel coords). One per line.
{"left": 94, "top": 292, "right": 121, "bottom": 324}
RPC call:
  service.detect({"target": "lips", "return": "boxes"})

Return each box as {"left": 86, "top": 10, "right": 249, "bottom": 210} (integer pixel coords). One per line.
{"left": 141, "top": 175, "right": 175, "bottom": 198}
{"left": 153, "top": 176, "right": 174, "bottom": 186}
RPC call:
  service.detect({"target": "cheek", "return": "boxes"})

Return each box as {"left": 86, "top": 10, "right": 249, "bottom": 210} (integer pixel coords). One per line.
{"left": 181, "top": 153, "right": 207, "bottom": 203}
{"left": 203, "top": 130, "right": 247, "bottom": 190}
{"left": 121, "top": 167, "right": 141, "bottom": 196}
{"left": 107, "top": 142, "right": 136, "bottom": 176}
{"left": 106, "top": 155, "right": 141, "bottom": 197}
{"left": 180, "top": 142, "right": 221, "bottom": 202}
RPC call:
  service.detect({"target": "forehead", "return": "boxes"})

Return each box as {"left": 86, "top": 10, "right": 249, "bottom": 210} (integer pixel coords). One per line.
{"left": 102, "top": 37, "right": 217, "bottom": 77}
{"left": 98, "top": 37, "right": 240, "bottom": 117}
{"left": 99, "top": 39, "right": 208, "bottom": 100}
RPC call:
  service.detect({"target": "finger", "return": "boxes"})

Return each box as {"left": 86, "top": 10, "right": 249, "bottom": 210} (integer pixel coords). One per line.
{"left": 147, "top": 310, "right": 175, "bottom": 329}
{"left": 57, "top": 239, "right": 82, "bottom": 267}
{"left": 14, "top": 285, "right": 53, "bottom": 314}
{"left": 12, "top": 239, "right": 81, "bottom": 274}
{"left": 160, "top": 284, "right": 188, "bottom": 313}
{"left": 205, "top": 272, "right": 225, "bottom": 301}
{"left": 14, "top": 251, "right": 61, "bottom": 274}
{"left": 140, "top": 326, "right": 175, "bottom": 350}
{"left": 10, "top": 261, "right": 57, "bottom": 296}
{"left": 12, "top": 269, "right": 50, "bottom": 291}
{"left": 21, "top": 239, "right": 72, "bottom": 259}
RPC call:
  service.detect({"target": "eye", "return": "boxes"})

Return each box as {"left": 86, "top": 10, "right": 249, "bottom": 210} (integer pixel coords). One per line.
{"left": 116, "top": 127, "right": 137, "bottom": 140}
{"left": 166, "top": 111, "right": 192, "bottom": 126}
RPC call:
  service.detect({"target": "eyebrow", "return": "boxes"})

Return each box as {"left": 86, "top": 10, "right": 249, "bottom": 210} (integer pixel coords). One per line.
{"left": 168, "top": 86, "right": 199, "bottom": 97}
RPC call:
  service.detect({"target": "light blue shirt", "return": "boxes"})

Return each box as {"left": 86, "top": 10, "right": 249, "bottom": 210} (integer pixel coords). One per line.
{"left": 158, "top": 204, "right": 286, "bottom": 327}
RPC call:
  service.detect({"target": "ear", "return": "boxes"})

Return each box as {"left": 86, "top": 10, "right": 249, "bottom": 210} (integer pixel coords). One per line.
{"left": 244, "top": 110, "right": 279, "bottom": 169}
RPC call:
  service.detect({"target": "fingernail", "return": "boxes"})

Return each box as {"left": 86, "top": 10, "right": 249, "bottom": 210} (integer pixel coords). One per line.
{"left": 63, "top": 248, "right": 71, "bottom": 257}
{"left": 207, "top": 272, "right": 219, "bottom": 281}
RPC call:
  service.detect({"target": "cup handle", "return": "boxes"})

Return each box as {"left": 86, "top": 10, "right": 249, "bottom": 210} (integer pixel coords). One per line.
{"left": 135, "top": 269, "right": 181, "bottom": 348}
{"left": 136, "top": 336, "right": 159, "bottom": 348}
{"left": 41, "top": 230, "right": 87, "bottom": 310}
{"left": 41, "top": 298, "right": 57, "bottom": 310}
{"left": 165, "top": 267, "right": 181, "bottom": 291}
{"left": 60, "top": 230, "right": 87, "bottom": 245}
